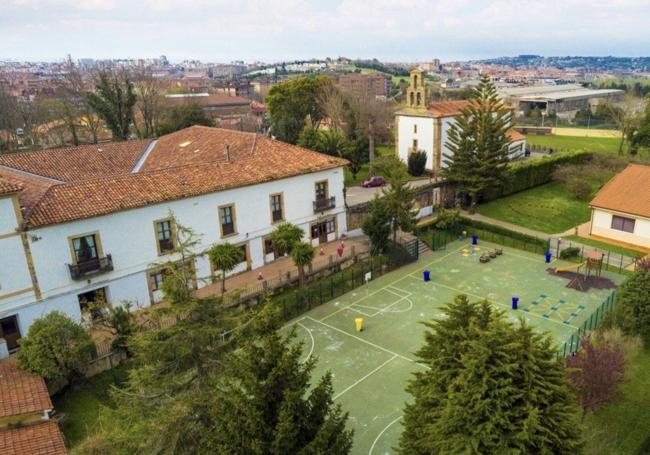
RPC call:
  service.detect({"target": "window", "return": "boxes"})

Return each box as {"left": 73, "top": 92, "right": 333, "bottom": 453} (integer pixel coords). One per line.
{"left": 219, "top": 205, "right": 236, "bottom": 237}
{"left": 72, "top": 234, "right": 98, "bottom": 263}
{"left": 413, "top": 124, "right": 417, "bottom": 133}
{"left": 412, "top": 139, "right": 418, "bottom": 150}
{"left": 155, "top": 219, "right": 174, "bottom": 253}
{"left": 315, "top": 181, "right": 328, "bottom": 200}
{"left": 238, "top": 244, "right": 247, "bottom": 263}
{"left": 77, "top": 287, "right": 107, "bottom": 320}
{"left": 611, "top": 215, "right": 635, "bottom": 233}
{"left": 270, "top": 193, "right": 284, "bottom": 223}
{"left": 150, "top": 269, "right": 171, "bottom": 291}
{"left": 264, "top": 238, "right": 274, "bottom": 256}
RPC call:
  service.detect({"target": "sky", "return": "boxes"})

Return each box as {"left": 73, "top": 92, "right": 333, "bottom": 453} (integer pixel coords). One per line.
{"left": 2, "top": 0, "right": 650, "bottom": 63}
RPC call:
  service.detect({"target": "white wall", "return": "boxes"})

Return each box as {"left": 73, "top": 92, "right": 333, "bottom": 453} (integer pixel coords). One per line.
{"left": 591, "top": 209, "right": 650, "bottom": 249}
{"left": 397, "top": 115, "right": 435, "bottom": 170}
{"left": 1, "top": 167, "right": 347, "bottom": 335}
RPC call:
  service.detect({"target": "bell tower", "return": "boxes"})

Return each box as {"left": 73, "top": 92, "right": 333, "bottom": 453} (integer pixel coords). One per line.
{"left": 407, "top": 68, "right": 427, "bottom": 109}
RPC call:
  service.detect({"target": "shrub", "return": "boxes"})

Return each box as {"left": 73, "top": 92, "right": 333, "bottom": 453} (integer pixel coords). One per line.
{"left": 605, "top": 270, "right": 650, "bottom": 346}
{"left": 560, "top": 246, "right": 581, "bottom": 259}
{"left": 17, "top": 311, "right": 94, "bottom": 384}
{"left": 565, "top": 177, "right": 593, "bottom": 200}
{"left": 407, "top": 150, "right": 427, "bottom": 176}
{"left": 482, "top": 150, "right": 592, "bottom": 201}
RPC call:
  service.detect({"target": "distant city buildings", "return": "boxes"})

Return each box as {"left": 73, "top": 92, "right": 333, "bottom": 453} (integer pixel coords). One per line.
{"left": 337, "top": 73, "right": 392, "bottom": 100}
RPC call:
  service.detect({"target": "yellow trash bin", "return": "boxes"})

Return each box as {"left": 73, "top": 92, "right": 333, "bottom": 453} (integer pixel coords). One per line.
{"left": 355, "top": 317, "right": 364, "bottom": 332}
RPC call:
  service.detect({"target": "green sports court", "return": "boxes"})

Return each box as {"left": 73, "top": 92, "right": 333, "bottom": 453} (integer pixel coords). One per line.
{"left": 281, "top": 239, "right": 625, "bottom": 455}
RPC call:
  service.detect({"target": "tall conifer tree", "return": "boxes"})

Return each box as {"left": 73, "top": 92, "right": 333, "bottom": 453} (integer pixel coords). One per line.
{"left": 399, "top": 295, "right": 584, "bottom": 454}
{"left": 442, "top": 75, "right": 513, "bottom": 212}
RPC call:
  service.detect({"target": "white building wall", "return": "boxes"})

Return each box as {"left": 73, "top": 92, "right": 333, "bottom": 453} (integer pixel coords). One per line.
{"left": 591, "top": 209, "right": 650, "bottom": 249}
{"left": 397, "top": 115, "right": 435, "bottom": 170}
{"left": 1, "top": 167, "right": 347, "bottom": 335}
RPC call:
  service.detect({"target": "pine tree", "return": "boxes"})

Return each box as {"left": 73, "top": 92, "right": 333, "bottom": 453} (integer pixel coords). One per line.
{"left": 209, "top": 305, "right": 353, "bottom": 454}
{"left": 375, "top": 155, "right": 416, "bottom": 242}
{"left": 442, "top": 75, "right": 512, "bottom": 212}
{"left": 399, "top": 295, "right": 584, "bottom": 454}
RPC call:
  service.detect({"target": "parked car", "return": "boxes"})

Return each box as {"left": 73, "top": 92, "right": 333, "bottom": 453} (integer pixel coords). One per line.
{"left": 361, "top": 176, "right": 385, "bottom": 188}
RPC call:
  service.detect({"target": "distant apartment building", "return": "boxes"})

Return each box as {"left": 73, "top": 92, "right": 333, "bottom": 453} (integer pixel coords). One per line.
{"left": 338, "top": 73, "right": 392, "bottom": 100}
{"left": 164, "top": 93, "right": 264, "bottom": 131}
{"left": 0, "top": 126, "right": 347, "bottom": 348}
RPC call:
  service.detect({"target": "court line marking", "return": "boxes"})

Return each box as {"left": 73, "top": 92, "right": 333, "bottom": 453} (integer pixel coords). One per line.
{"left": 333, "top": 355, "right": 397, "bottom": 401}
{"left": 320, "top": 244, "right": 467, "bottom": 322}
{"left": 297, "top": 322, "right": 315, "bottom": 363}
{"left": 403, "top": 274, "right": 579, "bottom": 331}
{"left": 369, "top": 416, "right": 403, "bottom": 455}
{"left": 305, "top": 316, "right": 429, "bottom": 369}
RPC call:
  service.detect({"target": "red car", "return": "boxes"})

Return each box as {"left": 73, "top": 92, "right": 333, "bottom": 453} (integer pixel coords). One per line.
{"left": 361, "top": 176, "right": 385, "bottom": 188}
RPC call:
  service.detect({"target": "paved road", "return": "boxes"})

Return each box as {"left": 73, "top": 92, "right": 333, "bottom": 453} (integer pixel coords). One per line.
{"left": 345, "top": 178, "right": 435, "bottom": 206}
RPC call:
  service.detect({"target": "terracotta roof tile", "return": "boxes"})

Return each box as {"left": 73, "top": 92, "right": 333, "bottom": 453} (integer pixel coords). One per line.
{"left": 3, "top": 126, "right": 347, "bottom": 228}
{"left": 0, "top": 167, "right": 56, "bottom": 214}
{"left": 0, "top": 178, "right": 23, "bottom": 196}
{"left": 427, "top": 100, "right": 471, "bottom": 117}
{"left": 507, "top": 128, "right": 526, "bottom": 142}
{"left": 0, "top": 358, "right": 52, "bottom": 419}
{"left": 0, "top": 421, "right": 66, "bottom": 455}
{"left": 0, "top": 140, "right": 149, "bottom": 182}
{"left": 590, "top": 164, "right": 650, "bottom": 219}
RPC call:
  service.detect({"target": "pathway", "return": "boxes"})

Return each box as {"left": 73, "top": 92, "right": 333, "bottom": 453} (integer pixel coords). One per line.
{"left": 460, "top": 210, "right": 551, "bottom": 238}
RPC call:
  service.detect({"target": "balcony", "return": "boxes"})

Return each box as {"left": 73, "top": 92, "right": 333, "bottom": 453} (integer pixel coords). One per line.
{"left": 313, "top": 196, "right": 336, "bottom": 213}
{"left": 68, "top": 254, "right": 114, "bottom": 280}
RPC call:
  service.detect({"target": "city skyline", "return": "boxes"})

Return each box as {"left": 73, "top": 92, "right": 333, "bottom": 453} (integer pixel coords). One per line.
{"left": 2, "top": 0, "right": 650, "bottom": 62}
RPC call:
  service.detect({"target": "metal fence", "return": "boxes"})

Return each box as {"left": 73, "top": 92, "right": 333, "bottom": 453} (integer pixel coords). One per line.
{"left": 561, "top": 290, "right": 617, "bottom": 357}
{"left": 423, "top": 225, "right": 547, "bottom": 255}
{"left": 550, "top": 238, "right": 639, "bottom": 274}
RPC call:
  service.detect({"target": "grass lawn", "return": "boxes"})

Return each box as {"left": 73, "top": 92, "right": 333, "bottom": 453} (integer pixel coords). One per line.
{"left": 564, "top": 235, "right": 647, "bottom": 259}
{"left": 53, "top": 363, "right": 130, "bottom": 448}
{"left": 476, "top": 181, "right": 592, "bottom": 234}
{"left": 584, "top": 348, "right": 650, "bottom": 454}
{"left": 525, "top": 134, "right": 622, "bottom": 155}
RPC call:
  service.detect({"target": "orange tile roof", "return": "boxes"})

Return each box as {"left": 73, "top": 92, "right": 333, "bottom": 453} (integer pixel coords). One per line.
{"left": 590, "top": 164, "right": 650, "bottom": 219}
{"left": 0, "top": 178, "right": 23, "bottom": 196}
{"left": 0, "top": 358, "right": 52, "bottom": 419}
{"left": 507, "top": 128, "right": 526, "bottom": 142}
{"left": 0, "top": 421, "right": 66, "bottom": 455}
{"left": 0, "top": 140, "right": 149, "bottom": 183}
{"left": 427, "top": 100, "right": 471, "bottom": 117}
{"left": 1, "top": 126, "right": 348, "bottom": 228}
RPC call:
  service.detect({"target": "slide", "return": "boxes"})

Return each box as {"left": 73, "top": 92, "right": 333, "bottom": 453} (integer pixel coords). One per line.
{"left": 555, "top": 262, "right": 585, "bottom": 274}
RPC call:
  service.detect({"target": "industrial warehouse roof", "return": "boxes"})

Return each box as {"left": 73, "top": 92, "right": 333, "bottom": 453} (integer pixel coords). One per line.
{"left": 0, "top": 126, "right": 348, "bottom": 228}
{"left": 499, "top": 84, "right": 624, "bottom": 101}
{"left": 590, "top": 164, "right": 650, "bottom": 219}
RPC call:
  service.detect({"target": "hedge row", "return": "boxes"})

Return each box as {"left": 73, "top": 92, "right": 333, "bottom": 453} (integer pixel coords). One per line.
{"left": 482, "top": 150, "right": 593, "bottom": 201}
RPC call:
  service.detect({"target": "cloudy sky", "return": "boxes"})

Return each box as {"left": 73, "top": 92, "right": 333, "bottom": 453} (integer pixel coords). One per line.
{"left": 2, "top": 0, "right": 649, "bottom": 62}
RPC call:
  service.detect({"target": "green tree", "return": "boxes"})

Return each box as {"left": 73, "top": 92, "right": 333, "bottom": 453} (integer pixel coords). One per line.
{"left": 17, "top": 311, "right": 94, "bottom": 384}
{"left": 208, "top": 242, "right": 244, "bottom": 293}
{"left": 407, "top": 149, "right": 427, "bottom": 176}
{"left": 266, "top": 76, "right": 328, "bottom": 144}
{"left": 342, "top": 134, "right": 369, "bottom": 181}
{"left": 86, "top": 69, "right": 137, "bottom": 141}
{"left": 317, "top": 129, "right": 348, "bottom": 157}
{"left": 605, "top": 270, "right": 650, "bottom": 346}
{"left": 399, "top": 295, "right": 583, "bottom": 454}
{"left": 376, "top": 155, "right": 416, "bottom": 242}
{"left": 93, "top": 301, "right": 138, "bottom": 353}
{"left": 157, "top": 103, "right": 213, "bottom": 135}
{"left": 210, "top": 305, "right": 353, "bottom": 453}
{"left": 291, "top": 241, "right": 316, "bottom": 288}
{"left": 270, "top": 222, "right": 304, "bottom": 256}
{"left": 362, "top": 195, "right": 392, "bottom": 255}
{"left": 296, "top": 125, "right": 321, "bottom": 150}
{"left": 442, "top": 75, "right": 513, "bottom": 212}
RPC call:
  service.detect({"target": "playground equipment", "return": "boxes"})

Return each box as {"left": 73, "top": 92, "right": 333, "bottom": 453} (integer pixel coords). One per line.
{"left": 555, "top": 251, "right": 605, "bottom": 291}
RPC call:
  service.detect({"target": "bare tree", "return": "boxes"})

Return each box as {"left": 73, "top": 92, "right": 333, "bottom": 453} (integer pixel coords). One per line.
{"left": 132, "top": 67, "right": 163, "bottom": 138}
{"left": 62, "top": 62, "right": 101, "bottom": 144}
{"left": 317, "top": 81, "right": 347, "bottom": 134}
{"left": 605, "top": 96, "right": 645, "bottom": 155}
{"left": 0, "top": 87, "right": 20, "bottom": 151}
{"left": 346, "top": 91, "right": 395, "bottom": 173}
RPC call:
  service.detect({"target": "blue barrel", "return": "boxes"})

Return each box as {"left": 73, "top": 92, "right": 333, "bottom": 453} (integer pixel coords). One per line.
{"left": 545, "top": 252, "right": 552, "bottom": 263}
{"left": 423, "top": 270, "right": 430, "bottom": 282}
{"left": 512, "top": 296, "right": 519, "bottom": 310}
{"left": 471, "top": 235, "right": 478, "bottom": 245}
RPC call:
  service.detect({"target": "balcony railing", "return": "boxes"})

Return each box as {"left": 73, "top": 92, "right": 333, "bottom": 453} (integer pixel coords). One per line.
{"left": 68, "top": 254, "right": 113, "bottom": 280}
{"left": 313, "top": 196, "right": 336, "bottom": 213}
